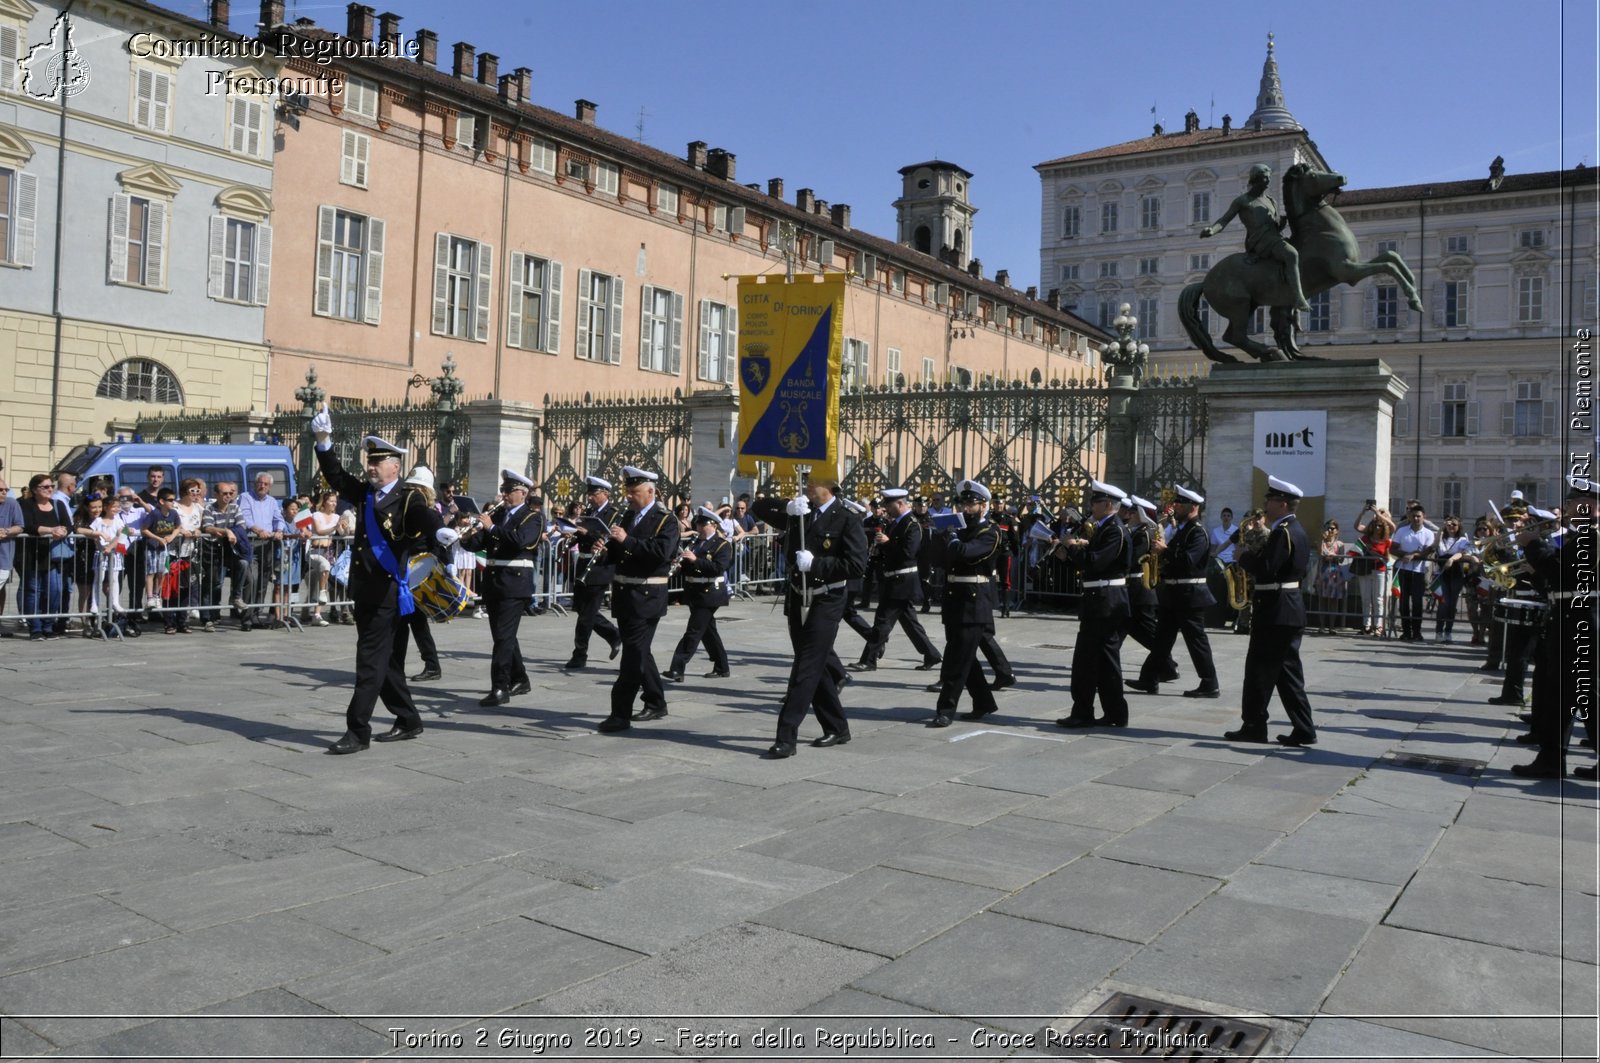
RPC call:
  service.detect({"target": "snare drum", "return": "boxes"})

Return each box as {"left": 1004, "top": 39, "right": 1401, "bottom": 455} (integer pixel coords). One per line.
{"left": 407, "top": 554, "right": 470, "bottom": 622}
{"left": 1492, "top": 597, "right": 1549, "bottom": 629}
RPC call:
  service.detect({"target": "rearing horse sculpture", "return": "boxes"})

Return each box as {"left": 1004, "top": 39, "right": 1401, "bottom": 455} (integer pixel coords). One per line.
{"left": 1178, "top": 163, "right": 1424, "bottom": 363}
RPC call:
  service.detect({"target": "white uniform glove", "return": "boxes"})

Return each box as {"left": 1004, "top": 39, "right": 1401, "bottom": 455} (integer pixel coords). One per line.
{"left": 794, "top": 549, "right": 814, "bottom": 573}
{"left": 435, "top": 527, "right": 460, "bottom": 548}
{"left": 310, "top": 403, "right": 333, "bottom": 443}
{"left": 786, "top": 496, "right": 811, "bottom": 517}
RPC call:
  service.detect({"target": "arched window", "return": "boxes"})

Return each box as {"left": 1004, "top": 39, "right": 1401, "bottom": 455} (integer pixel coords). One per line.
{"left": 95, "top": 359, "right": 183, "bottom": 404}
{"left": 913, "top": 225, "right": 931, "bottom": 254}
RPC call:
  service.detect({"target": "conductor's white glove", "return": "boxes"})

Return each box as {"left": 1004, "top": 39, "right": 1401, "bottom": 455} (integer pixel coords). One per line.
{"left": 794, "top": 549, "right": 814, "bottom": 573}
{"left": 786, "top": 496, "right": 811, "bottom": 517}
{"left": 310, "top": 403, "right": 333, "bottom": 443}
{"left": 435, "top": 527, "right": 460, "bottom": 548}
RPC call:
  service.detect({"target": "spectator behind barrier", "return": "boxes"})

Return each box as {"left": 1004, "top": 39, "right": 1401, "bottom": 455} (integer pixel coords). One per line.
{"left": 0, "top": 476, "right": 24, "bottom": 635}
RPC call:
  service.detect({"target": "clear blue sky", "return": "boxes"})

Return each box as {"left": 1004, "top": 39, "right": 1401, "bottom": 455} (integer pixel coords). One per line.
{"left": 193, "top": 0, "right": 1597, "bottom": 293}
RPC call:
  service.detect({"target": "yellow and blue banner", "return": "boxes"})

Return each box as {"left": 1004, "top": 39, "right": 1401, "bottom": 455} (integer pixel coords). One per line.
{"left": 735, "top": 274, "right": 844, "bottom": 480}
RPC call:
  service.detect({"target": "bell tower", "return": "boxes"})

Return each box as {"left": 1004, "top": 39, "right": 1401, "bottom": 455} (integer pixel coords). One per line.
{"left": 894, "top": 161, "right": 976, "bottom": 269}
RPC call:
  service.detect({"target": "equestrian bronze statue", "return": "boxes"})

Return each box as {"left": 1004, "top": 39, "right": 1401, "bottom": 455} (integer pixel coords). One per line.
{"left": 1179, "top": 162, "right": 1423, "bottom": 363}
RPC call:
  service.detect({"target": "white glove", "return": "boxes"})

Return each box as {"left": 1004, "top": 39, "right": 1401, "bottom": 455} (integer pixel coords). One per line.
{"left": 795, "top": 549, "right": 814, "bottom": 573}
{"left": 310, "top": 403, "right": 333, "bottom": 441}
{"left": 786, "top": 496, "right": 811, "bottom": 517}
{"left": 435, "top": 527, "right": 460, "bottom": 548}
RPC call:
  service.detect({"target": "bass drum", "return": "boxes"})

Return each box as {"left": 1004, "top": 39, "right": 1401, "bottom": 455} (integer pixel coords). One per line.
{"left": 407, "top": 554, "right": 470, "bottom": 622}
{"left": 1492, "top": 597, "right": 1549, "bottom": 629}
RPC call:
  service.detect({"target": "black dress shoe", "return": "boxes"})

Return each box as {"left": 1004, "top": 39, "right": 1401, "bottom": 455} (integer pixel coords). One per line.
{"left": 1276, "top": 731, "right": 1317, "bottom": 747}
{"left": 925, "top": 682, "right": 943, "bottom": 693}
{"left": 563, "top": 658, "right": 587, "bottom": 670}
{"left": 508, "top": 680, "right": 532, "bottom": 697}
{"left": 632, "top": 706, "right": 668, "bottom": 722}
{"left": 662, "top": 670, "right": 685, "bottom": 682}
{"left": 596, "top": 717, "right": 631, "bottom": 733}
{"left": 1094, "top": 715, "right": 1128, "bottom": 728}
{"left": 836, "top": 673, "right": 853, "bottom": 688}
{"left": 1183, "top": 686, "right": 1221, "bottom": 699}
{"left": 327, "top": 733, "right": 369, "bottom": 755}
{"left": 1157, "top": 670, "right": 1181, "bottom": 683}
{"left": 1487, "top": 695, "right": 1523, "bottom": 707}
{"left": 410, "top": 667, "right": 442, "bottom": 682}
{"left": 609, "top": 640, "right": 621, "bottom": 661}
{"left": 479, "top": 689, "right": 510, "bottom": 707}
{"left": 1123, "top": 678, "right": 1159, "bottom": 694}
{"left": 1515, "top": 732, "right": 1541, "bottom": 745}
{"left": 1056, "top": 715, "right": 1096, "bottom": 729}
{"left": 764, "top": 742, "right": 796, "bottom": 759}
{"left": 916, "top": 658, "right": 943, "bottom": 671}
{"left": 704, "top": 668, "right": 731, "bottom": 678}
{"left": 927, "top": 714, "right": 953, "bottom": 728}
{"left": 376, "top": 724, "right": 424, "bottom": 742}
{"left": 811, "top": 732, "right": 851, "bottom": 747}
{"left": 1223, "top": 727, "right": 1270, "bottom": 743}
{"left": 1511, "top": 760, "right": 1563, "bottom": 779}
{"left": 991, "top": 674, "right": 1017, "bottom": 690}
{"left": 1574, "top": 764, "right": 1598, "bottom": 780}
{"left": 960, "top": 706, "right": 997, "bottom": 720}
{"left": 846, "top": 661, "right": 876, "bottom": 672}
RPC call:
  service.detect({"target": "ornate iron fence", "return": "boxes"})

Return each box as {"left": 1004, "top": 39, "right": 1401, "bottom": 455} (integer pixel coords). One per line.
{"left": 530, "top": 390, "right": 692, "bottom": 504}
{"left": 1134, "top": 373, "right": 1208, "bottom": 503}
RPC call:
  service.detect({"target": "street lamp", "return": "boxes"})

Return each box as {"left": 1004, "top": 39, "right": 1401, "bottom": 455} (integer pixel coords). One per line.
{"left": 1101, "top": 302, "right": 1150, "bottom": 383}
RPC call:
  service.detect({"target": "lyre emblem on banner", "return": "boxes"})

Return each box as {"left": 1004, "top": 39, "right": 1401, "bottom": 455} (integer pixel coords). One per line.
{"left": 741, "top": 344, "right": 771, "bottom": 396}
{"left": 777, "top": 400, "right": 811, "bottom": 454}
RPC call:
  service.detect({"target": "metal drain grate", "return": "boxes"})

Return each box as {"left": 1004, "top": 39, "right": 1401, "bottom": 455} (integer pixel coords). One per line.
{"left": 1381, "top": 751, "right": 1486, "bottom": 776}
{"left": 1051, "top": 992, "right": 1271, "bottom": 1058}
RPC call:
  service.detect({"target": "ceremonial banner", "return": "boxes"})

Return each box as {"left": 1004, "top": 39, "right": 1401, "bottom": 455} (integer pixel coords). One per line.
{"left": 735, "top": 274, "right": 845, "bottom": 480}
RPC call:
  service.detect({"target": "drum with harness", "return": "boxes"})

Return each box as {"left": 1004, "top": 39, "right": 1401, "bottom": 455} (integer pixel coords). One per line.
{"left": 408, "top": 554, "right": 470, "bottom": 622}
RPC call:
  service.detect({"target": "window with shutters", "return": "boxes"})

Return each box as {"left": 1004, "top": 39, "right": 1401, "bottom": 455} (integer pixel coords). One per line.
{"left": 442, "top": 237, "right": 476, "bottom": 338}
{"left": 1061, "top": 206, "right": 1080, "bottom": 238}
{"left": 456, "top": 111, "right": 485, "bottom": 153}
{"left": 132, "top": 66, "right": 172, "bottom": 132}
{"left": 1139, "top": 196, "right": 1160, "bottom": 230}
{"left": 1376, "top": 239, "right": 1399, "bottom": 255}
{"left": 1138, "top": 257, "right": 1159, "bottom": 276}
{"left": 1100, "top": 202, "right": 1118, "bottom": 233}
{"left": 1442, "top": 280, "right": 1469, "bottom": 327}
{"left": 228, "top": 96, "right": 266, "bottom": 159}
{"left": 1518, "top": 229, "right": 1546, "bottom": 249}
{"left": 1191, "top": 191, "right": 1211, "bottom": 224}
{"left": 1306, "top": 290, "right": 1331, "bottom": 332}
{"left": 697, "top": 299, "right": 736, "bottom": 383}
{"left": 1188, "top": 253, "right": 1209, "bottom": 271}
{"left": 656, "top": 182, "right": 679, "bottom": 214}
{"left": 1060, "top": 263, "right": 1079, "bottom": 281}
{"left": 0, "top": 165, "right": 37, "bottom": 267}
{"left": 215, "top": 217, "right": 257, "bottom": 302}
{"left": 1099, "top": 261, "right": 1118, "bottom": 278}
{"left": 922, "top": 356, "right": 935, "bottom": 385}
{"left": 528, "top": 137, "right": 557, "bottom": 175}
{"left": 1098, "top": 300, "right": 1118, "bottom": 329}
{"left": 1440, "top": 480, "right": 1463, "bottom": 519}
{"left": 576, "top": 269, "right": 622, "bottom": 363}
{"left": 0, "top": 23, "right": 21, "bottom": 93}
{"left": 1512, "top": 380, "right": 1546, "bottom": 437}
{"left": 507, "top": 252, "right": 562, "bottom": 354}
{"left": 313, "top": 207, "right": 385, "bottom": 324}
{"left": 1439, "top": 381, "right": 1470, "bottom": 437}
{"left": 342, "top": 76, "right": 379, "bottom": 119}
{"left": 841, "top": 337, "right": 869, "bottom": 392}
{"left": 638, "top": 285, "right": 683, "bottom": 374}
{"left": 1517, "top": 276, "right": 1544, "bottom": 322}
{"left": 1444, "top": 234, "right": 1472, "bottom": 256}
{"left": 427, "top": 232, "right": 491, "bottom": 341}
{"left": 0, "top": 167, "right": 9, "bottom": 261}
{"left": 340, "top": 130, "right": 370, "bottom": 188}
{"left": 565, "top": 157, "right": 589, "bottom": 183}
{"left": 1137, "top": 297, "right": 1158, "bottom": 339}
{"left": 96, "top": 358, "right": 183, "bottom": 404}
{"left": 594, "top": 160, "right": 620, "bottom": 195}
{"left": 1392, "top": 399, "right": 1410, "bottom": 437}
{"left": 111, "top": 194, "right": 166, "bottom": 288}
{"left": 886, "top": 346, "right": 902, "bottom": 381}
{"left": 1375, "top": 285, "right": 1399, "bottom": 329}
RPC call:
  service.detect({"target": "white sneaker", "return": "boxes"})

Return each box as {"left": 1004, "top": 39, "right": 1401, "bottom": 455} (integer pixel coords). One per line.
{"left": 146, "top": 595, "right": 162, "bottom": 610}
{"left": 311, "top": 614, "right": 329, "bottom": 627}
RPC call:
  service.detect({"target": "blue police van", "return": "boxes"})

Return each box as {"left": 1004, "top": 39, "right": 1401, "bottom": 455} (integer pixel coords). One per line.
{"left": 53, "top": 442, "right": 298, "bottom": 499}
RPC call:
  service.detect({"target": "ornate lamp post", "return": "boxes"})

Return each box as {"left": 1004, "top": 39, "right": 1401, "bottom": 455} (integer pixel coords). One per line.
{"left": 1101, "top": 302, "right": 1149, "bottom": 492}
{"left": 295, "top": 365, "right": 326, "bottom": 414}
{"left": 1101, "top": 303, "right": 1150, "bottom": 385}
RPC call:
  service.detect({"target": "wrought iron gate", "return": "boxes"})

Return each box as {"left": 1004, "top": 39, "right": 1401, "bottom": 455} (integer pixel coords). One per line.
{"left": 530, "top": 390, "right": 692, "bottom": 503}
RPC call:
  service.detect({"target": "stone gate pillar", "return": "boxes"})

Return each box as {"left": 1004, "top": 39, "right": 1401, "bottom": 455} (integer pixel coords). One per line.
{"left": 464, "top": 399, "right": 541, "bottom": 498}
{"left": 684, "top": 388, "right": 742, "bottom": 506}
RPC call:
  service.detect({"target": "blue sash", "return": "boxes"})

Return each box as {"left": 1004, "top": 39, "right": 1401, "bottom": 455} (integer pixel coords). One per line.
{"left": 364, "top": 492, "right": 415, "bottom": 617}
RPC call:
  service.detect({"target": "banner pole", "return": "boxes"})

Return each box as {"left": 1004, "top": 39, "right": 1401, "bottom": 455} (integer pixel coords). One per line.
{"left": 796, "top": 463, "right": 812, "bottom": 622}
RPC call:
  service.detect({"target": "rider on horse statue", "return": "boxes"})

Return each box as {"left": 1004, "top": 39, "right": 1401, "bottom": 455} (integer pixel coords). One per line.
{"left": 1199, "top": 163, "right": 1311, "bottom": 313}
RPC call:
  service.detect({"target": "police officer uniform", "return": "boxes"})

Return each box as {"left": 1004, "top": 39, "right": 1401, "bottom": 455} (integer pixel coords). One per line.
{"left": 665, "top": 507, "right": 735, "bottom": 680}
{"left": 930, "top": 480, "right": 1001, "bottom": 726}
{"left": 1120, "top": 496, "right": 1167, "bottom": 675}
{"left": 467, "top": 470, "right": 545, "bottom": 706}
{"left": 852, "top": 488, "right": 942, "bottom": 672}
{"left": 1513, "top": 480, "right": 1598, "bottom": 779}
{"left": 1226, "top": 476, "right": 1316, "bottom": 745}
{"left": 314, "top": 433, "right": 449, "bottom": 753}
{"left": 754, "top": 483, "right": 869, "bottom": 757}
{"left": 1132, "top": 485, "right": 1219, "bottom": 697}
{"left": 597, "top": 468, "right": 680, "bottom": 732}
{"left": 566, "top": 475, "right": 622, "bottom": 670}
{"left": 1058, "top": 480, "right": 1132, "bottom": 728}
{"left": 397, "top": 465, "right": 444, "bottom": 682}
{"left": 839, "top": 498, "right": 879, "bottom": 654}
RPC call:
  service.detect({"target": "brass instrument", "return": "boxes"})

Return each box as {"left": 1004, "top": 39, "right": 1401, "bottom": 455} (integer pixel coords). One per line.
{"left": 1135, "top": 506, "right": 1162, "bottom": 588}
{"left": 1224, "top": 509, "right": 1268, "bottom": 609}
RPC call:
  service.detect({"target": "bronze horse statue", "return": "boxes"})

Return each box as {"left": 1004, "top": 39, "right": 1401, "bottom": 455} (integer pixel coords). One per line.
{"left": 1178, "top": 163, "right": 1423, "bottom": 363}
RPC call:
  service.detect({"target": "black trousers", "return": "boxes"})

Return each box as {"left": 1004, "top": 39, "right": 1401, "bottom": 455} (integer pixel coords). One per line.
{"left": 862, "top": 597, "right": 940, "bottom": 664}
{"left": 609, "top": 614, "right": 663, "bottom": 720}
{"left": 1124, "top": 593, "right": 1161, "bottom": 657}
{"left": 1240, "top": 624, "right": 1314, "bottom": 736}
{"left": 1499, "top": 623, "right": 1539, "bottom": 700}
{"left": 397, "top": 607, "right": 439, "bottom": 671}
{"left": 842, "top": 599, "right": 874, "bottom": 645}
{"left": 1398, "top": 570, "right": 1427, "bottom": 639}
{"left": 670, "top": 602, "right": 727, "bottom": 672}
{"left": 572, "top": 582, "right": 619, "bottom": 662}
{"left": 1068, "top": 616, "right": 1128, "bottom": 722}
{"left": 345, "top": 581, "right": 422, "bottom": 741}
{"left": 980, "top": 632, "right": 1012, "bottom": 681}
{"left": 777, "top": 591, "right": 849, "bottom": 744}
{"left": 198, "top": 545, "right": 247, "bottom": 623}
{"left": 937, "top": 623, "right": 997, "bottom": 717}
{"left": 484, "top": 590, "right": 529, "bottom": 689}
{"left": 1139, "top": 608, "right": 1215, "bottom": 687}
{"left": 1530, "top": 612, "right": 1596, "bottom": 763}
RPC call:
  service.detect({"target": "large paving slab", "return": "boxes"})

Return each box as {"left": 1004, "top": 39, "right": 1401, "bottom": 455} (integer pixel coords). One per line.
{"left": 1254, "top": 807, "right": 1446, "bottom": 884}
{"left": 1091, "top": 813, "right": 1284, "bottom": 878}
{"left": 993, "top": 856, "right": 1219, "bottom": 943}
{"left": 1384, "top": 865, "right": 1597, "bottom": 964}
{"left": 752, "top": 866, "right": 1003, "bottom": 958}
{"left": 879, "top": 815, "right": 1114, "bottom": 891}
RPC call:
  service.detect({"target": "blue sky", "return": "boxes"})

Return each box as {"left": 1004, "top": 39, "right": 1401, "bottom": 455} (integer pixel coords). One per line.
{"left": 192, "top": 0, "right": 1597, "bottom": 293}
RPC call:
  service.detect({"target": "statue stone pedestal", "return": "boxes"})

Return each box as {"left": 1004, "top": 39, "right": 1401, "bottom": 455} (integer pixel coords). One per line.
{"left": 685, "top": 388, "right": 742, "bottom": 505}
{"left": 465, "top": 399, "right": 540, "bottom": 498}
{"left": 1197, "top": 359, "right": 1408, "bottom": 533}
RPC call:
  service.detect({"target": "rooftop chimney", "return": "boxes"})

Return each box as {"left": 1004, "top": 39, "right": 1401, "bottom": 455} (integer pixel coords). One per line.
{"left": 477, "top": 52, "right": 497, "bottom": 86}
{"left": 210, "top": 0, "right": 229, "bottom": 29}
{"left": 497, "top": 73, "right": 515, "bottom": 103}
{"left": 795, "top": 187, "right": 814, "bottom": 213}
{"left": 1026, "top": 285, "right": 1037, "bottom": 300}
{"left": 1221, "top": 113, "right": 1232, "bottom": 134}
{"left": 1184, "top": 109, "right": 1200, "bottom": 133}
{"left": 1047, "top": 288, "right": 1061, "bottom": 309}
{"left": 414, "top": 28, "right": 436, "bottom": 66}
{"left": 259, "top": 0, "right": 284, "bottom": 30}
{"left": 830, "top": 203, "right": 850, "bottom": 230}
{"left": 706, "top": 148, "right": 736, "bottom": 181}
{"left": 686, "top": 141, "right": 707, "bottom": 169}
{"left": 378, "top": 11, "right": 400, "bottom": 50}
{"left": 996, "top": 269, "right": 1010, "bottom": 288}
{"left": 452, "top": 41, "right": 475, "bottom": 79}
{"left": 1153, "top": 122, "right": 1163, "bottom": 136}
{"left": 968, "top": 258, "right": 983, "bottom": 279}
{"left": 346, "top": 2, "right": 374, "bottom": 41}
{"left": 575, "top": 99, "right": 597, "bottom": 124}
{"left": 513, "top": 66, "right": 531, "bottom": 102}
{"left": 767, "top": 178, "right": 783, "bottom": 199}
{"left": 814, "top": 198, "right": 828, "bottom": 217}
